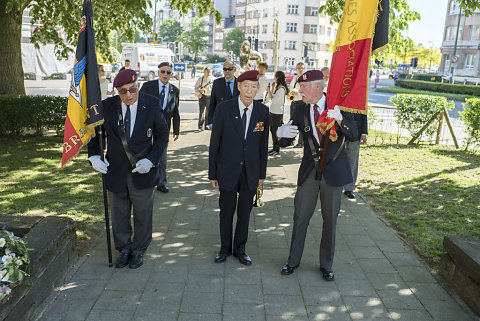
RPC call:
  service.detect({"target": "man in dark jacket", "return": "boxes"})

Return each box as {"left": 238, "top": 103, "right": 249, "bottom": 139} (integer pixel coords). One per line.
{"left": 276, "top": 70, "right": 358, "bottom": 280}
{"left": 88, "top": 69, "right": 169, "bottom": 269}
{"left": 209, "top": 70, "right": 269, "bottom": 266}
{"left": 140, "top": 62, "right": 180, "bottom": 193}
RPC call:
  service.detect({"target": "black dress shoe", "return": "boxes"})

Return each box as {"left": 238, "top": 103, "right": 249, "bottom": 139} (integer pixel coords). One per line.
{"left": 344, "top": 191, "right": 356, "bottom": 199}
{"left": 129, "top": 252, "right": 143, "bottom": 269}
{"left": 157, "top": 185, "right": 169, "bottom": 193}
{"left": 320, "top": 267, "right": 334, "bottom": 281}
{"left": 115, "top": 251, "right": 130, "bottom": 268}
{"left": 214, "top": 253, "right": 227, "bottom": 263}
{"left": 294, "top": 143, "right": 303, "bottom": 148}
{"left": 233, "top": 253, "right": 252, "bottom": 265}
{"left": 281, "top": 263, "right": 299, "bottom": 275}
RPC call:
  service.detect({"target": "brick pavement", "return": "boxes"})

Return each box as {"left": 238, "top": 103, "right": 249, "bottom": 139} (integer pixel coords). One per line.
{"left": 36, "top": 115, "right": 475, "bottom": 321}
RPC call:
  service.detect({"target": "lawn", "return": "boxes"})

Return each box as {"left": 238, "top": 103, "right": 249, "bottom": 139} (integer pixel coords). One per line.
{"left": 376, "top": 86, "right": 476, "bottom": 100}
{"left": 1, "top": 133, "right": 479, "bottom": 263}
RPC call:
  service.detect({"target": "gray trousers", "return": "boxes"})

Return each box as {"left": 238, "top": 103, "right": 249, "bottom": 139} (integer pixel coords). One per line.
{"left": 287, "top": 169, "right": 342, "bottom": 270}
{"left": 344, "top": 140, "right": 360, "bottom": 192}
{"left": 158, "top": 148, "right": 167, "bottom": 187}
{"left": 290, "top": 100, "right": 304, "bottom": 144}
{"left": 108, "top": 173, "right": 155, "bottom": 255}
{"left": 198, "top": 95, "right": 210, "bottom": 129}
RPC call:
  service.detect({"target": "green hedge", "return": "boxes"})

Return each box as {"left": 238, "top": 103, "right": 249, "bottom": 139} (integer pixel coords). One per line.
{"left": 395, "top": 79, "right": 480, "bottom": 96}
{"left": 412, "top": 74, "right": 442, "bottom": 82}
{"left": 460, "top": 98, "right": 480, "bottom": 150}
{"left": 0, "top": 95, "right": 67, "bottom": 136}
{"left": 390, "top": 94, "right": 454, "bottom": 140}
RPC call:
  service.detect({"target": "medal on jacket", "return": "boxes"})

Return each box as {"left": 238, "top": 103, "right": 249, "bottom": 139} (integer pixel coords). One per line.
{"left": 147, "top": 128, "right": 152, "bottom": 138}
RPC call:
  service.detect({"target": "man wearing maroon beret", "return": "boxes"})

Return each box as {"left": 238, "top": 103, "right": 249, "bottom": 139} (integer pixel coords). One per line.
{"left": 88, "top": 69, "right": 169, "bottom": 269}
{"left": 140, "top": 61, "right": 180, "bottom": 193}
{"left": 209, "top": 70, "right": 270, "bottom": 265}
{"left": 276, "top": 69, "right": 358, "bottom": 280}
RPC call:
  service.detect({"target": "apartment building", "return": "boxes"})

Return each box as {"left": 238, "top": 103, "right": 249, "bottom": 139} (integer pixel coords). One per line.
{"left": 440, "top": 0, "right": 480, "bottom": 77}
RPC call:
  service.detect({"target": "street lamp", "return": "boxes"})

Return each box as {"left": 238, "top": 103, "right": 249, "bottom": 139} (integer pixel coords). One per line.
{"left": 449, "top": 8, "right": 462, "bottom": 83}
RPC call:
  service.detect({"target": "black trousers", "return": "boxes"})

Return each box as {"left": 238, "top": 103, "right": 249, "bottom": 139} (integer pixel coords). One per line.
{"left": 269, "top": 112, "right": 283, "bottom": 152}
{"left": 218, "top": 166, "right": 256, "bottom": 256}
{"left": 290, "top": 100, "right": 304, "bottom": 144}
{"left": 198, "top": 95, "right": 210, "bottom": 129}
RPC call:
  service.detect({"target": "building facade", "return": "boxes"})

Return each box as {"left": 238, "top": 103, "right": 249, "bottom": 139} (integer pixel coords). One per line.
{"left": 440, "top": 0, "right": 480, "bottom": 77}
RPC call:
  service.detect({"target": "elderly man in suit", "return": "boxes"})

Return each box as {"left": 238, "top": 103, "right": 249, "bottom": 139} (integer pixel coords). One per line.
{"left": 276, "top": 70, "right": 358, "bottom": 280}
{"left": 207, "top": 59, "right": 240, "bottom": 128}
{"left": 88, "top": 69, "right": 169, "bottom": 269}
{"left": 209, "top": 70, "right": 269, "bottom": 266}
{"left": 140, "top": 62, "right": 180, "bottom": 193}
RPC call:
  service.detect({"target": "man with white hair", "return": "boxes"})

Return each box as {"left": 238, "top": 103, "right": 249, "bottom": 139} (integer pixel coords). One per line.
{"left": 276, "top": 69, "right": 358, "bottom": 280}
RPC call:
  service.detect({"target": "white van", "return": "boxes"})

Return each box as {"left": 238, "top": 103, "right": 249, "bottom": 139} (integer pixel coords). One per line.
{"left": 121, "top": 43, "right": 177, "bottom": 81}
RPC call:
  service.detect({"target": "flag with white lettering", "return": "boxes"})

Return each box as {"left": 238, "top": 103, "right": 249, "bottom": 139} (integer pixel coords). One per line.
{"left": 319, "top": 0, "right": 389, "bottom": 141}
{"left": 61, "top": 0, "right": 103, "bottom": 166}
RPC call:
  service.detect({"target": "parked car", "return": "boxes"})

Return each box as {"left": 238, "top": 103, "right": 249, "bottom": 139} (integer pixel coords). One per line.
{"left": 208, "top": 63, "right": 224, "bottom": 77}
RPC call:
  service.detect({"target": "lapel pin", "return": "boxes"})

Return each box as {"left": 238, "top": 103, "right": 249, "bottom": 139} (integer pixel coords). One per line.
{"left": 147, "top": 128, "right": 152, "bottom": 137}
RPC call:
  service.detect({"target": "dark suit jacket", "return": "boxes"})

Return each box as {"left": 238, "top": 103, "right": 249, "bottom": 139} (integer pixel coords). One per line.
{"left": 278, "top": 98, "right": 358, "bottom": 187}
{"left": 88, "top": 93, "right": 169, "bottom": 193}
{"left": 207, "top": 77, "right": 240, "bottom": 125}
{"left": 352, "top": 113, "right": 368, "bottom": 140}
{"left": 140, "top": 80, "right": 180, "bottom": 135}
{"left": 209, "top": 99, "right": 269, "bottom": 192}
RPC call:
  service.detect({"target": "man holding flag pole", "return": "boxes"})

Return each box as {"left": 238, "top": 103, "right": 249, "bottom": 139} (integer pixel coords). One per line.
{"left": 276, "top": 0, "right": 389, "bottom": 280}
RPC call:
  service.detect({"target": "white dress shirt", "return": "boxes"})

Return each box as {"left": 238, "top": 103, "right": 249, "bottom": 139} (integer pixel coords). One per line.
{"left": 309, "top": 94, "right": 326, "bottom": 144}
{"left": 158, "top": 80, "right": 170, "bottom": 110}
{"left": 121, "top": 100, "right": 138, "bottom": 138}
{"left": 255, "top": 75, "right": 270, "bottom": 100}
{"left": 238, "top": 97, "right": 253, "bottom": 139}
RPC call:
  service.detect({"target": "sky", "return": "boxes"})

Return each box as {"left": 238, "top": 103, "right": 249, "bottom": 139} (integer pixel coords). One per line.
{"left": 405, "top": 0, "right": 448, "bottom": 48}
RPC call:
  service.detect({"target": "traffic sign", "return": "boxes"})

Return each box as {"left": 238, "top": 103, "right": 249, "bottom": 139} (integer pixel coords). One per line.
{"left": 173, "top": 63, "right": 186, "bottom": 72}
{"left": 451, "top": 55, "right": 458, "bottom": 63}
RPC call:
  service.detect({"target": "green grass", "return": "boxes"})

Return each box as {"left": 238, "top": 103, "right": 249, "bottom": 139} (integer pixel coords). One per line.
{"left": 376, "top": 86, "right": 475, "bottom": 100}
{"left": 358, "top": 140, "right": 480, "bottom": 262}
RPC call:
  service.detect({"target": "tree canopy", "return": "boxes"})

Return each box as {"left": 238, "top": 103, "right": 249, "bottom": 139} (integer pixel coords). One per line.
{"left": 223, "top": 28, "right": 245, "bottom": 58}
{"left": 177, "top": 17, "right": 209, "bottom": 63}
{"left": 158, "top": 18, "right": 183, "bottom": 43}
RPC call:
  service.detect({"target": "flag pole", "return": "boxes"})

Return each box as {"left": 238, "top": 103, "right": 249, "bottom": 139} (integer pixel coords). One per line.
{"left": 98, "top": 127, "right": 113, "bottom": 267}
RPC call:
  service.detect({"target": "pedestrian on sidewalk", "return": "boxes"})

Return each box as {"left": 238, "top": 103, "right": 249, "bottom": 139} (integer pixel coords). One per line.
{"left": 209, "top": 70, "right": 269, "bottom": 266}
{"left": 254, "top": 62, "right": 270, "bottom": 103}
{"left": 321, "top": 66, "right": 330, "bottom": 93}
{"left": 140, "top": 62, "right": 180, "bottom": 194}
{"left": 87, "top": 69, "right": 169, "bottom": 269}
{"left": 288, "top": 62, "right": 306, "bottom": 148}
{"left": 191, "top": 64, "right": 196, "bottom": 79}
{"left": 119, "top": 59, "right": 130, "bottom": 71}
{"left": 276, "top": 69, "right": 358, "bottom": 280}
{"left": 343, "top": 114, "right": 368, "bottom": 199}
{"left": 207, "top": 59, "right": 240, "bottom": 128}
{"left": 98, "top": 64, "right": 114, "bottom": 100}
{"left": 194, "top": 67, "right": 213, "bottom": 131}
{"left": 265, "top": 70, "right": 288, "bottom": 156}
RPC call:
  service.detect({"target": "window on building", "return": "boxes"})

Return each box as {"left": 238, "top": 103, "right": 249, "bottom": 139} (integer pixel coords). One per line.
{"left": 263, "top": 8, "right": 268, "bottom": 17}
{"left": 236, "top": 20, "right": 244, "bottom": 27}
{"left": 285, "top": 40, "right": 296, "bottom": 50}
{"left": 261, "top": 42, "right": 267, "bottom": 49}
{"left": 286, "top": 22, "right": 298, "bottom": 32}
{"left": 287, "top": 5, "right": 299, "bottom": 14}
{"left": 324, "top": 59, "right": 329, "bottom": 66}
{"left": 237, "top": 0, "right": 246, "bottom": 3}
{"left": 465, "top": 55, "right": 476, "bottom": 69}
{"left": 309, "top": 42, "right": 318, "bottom": 51}
{"left": 262, "top": 25, "right": 268, "bottom": 33}
{"left": 309, "top": 25, "right": 318, "bottom": 34}
{"left": 311, "top": 7, "right": 319, "bottom": 16}
{"left": 308, "top": 60, "right": 315, "bottom": 67}
{"left": 274, "top": 7, "right": 279, "bottom": 17}
{"left": 327, "top": 27, "right": 331, "bottom": 36}
{"left": 285, "top": 58, "right": 296, "bottom": 66}
{"left": 449, "top": 0, "right": 460, "bottom": 14}
{"left": 236, "top": 8, "right": 245, "bottom": 16}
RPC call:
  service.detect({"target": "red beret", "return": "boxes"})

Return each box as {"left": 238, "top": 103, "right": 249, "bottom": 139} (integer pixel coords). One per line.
{"left": 113, "top": 69, "right": 138, "bottom": 88}
{"left": 158, "top": 62, "right": 173, "bottom": 68}
{"left": 297, "top": 70, "right": 323, "bottom": 83}
{"left": 237, "top": 70, "right": 259, "bottom": 82}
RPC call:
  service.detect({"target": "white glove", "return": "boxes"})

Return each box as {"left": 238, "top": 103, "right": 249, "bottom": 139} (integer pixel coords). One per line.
{"left": 276, "top": 120, "right": 299, "bottom": 138}
{"left": 89, "top": 155, "right": 109, "bottom": 174}
{"left": 327, "top": 105, "right": 343, "bottom": 121}
{"left": 131, "top": 158, "right": 153, "bottom": 174}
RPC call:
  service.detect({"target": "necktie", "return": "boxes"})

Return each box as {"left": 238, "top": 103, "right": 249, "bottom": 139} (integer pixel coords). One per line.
{"left": 226, "top": 81, "right": 232, "bottom": 96}
{"left": 242, "top": 107, "right": 248, "bottom": 134}
{"left": 159, "top": 85, "right": 166, "bottom": 109}
{"left": 313, "top": 104, "right": 322, "bottom": 139}
{"left": 125, "top": 105, "right": 131, "bottom": 141}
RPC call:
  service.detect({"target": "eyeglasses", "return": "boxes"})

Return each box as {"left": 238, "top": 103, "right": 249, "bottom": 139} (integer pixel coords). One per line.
{"left": 223, "top": 67, "right": 234, "bottom": 71}
{"left": 160, "top": 70, "right": 172, "bottom": 74}
{"left": 118, "top": 87, "right": 137, "bottom": 94}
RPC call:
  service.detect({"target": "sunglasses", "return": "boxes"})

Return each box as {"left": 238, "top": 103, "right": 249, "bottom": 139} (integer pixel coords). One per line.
{"left": 160, "top": 70, "right": 172, "bottom": 74}
{"left": 118, "top": 86, "right": 137, "bottom": 94}
{"left": 223, "top": 67, "right": 234, "bottom": 71}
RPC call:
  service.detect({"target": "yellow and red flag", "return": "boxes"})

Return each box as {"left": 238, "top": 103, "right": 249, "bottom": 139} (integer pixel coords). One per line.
{"left": 319, "top": 0, "right": 389, "bottom": 141}
{"left": 61, "top": 0, "right": 103, "bottom": 166}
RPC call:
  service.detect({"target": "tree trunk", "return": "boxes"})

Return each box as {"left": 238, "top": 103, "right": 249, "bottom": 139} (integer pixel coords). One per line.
{"left": 0, "top": 3, "right": 25, "bottom": 95}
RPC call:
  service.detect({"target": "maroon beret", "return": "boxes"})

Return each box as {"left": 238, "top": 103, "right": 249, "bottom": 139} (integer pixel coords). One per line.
{"left": 158, "top": 62, "right": 173, "bottom": 68}
{"left": 237, "top": 70, "right": 259, "bottom": 82}
{"left": 297, "top": 70, "right": 323, "bottom": 83}
{"left": 113, "top": 69, "right": 138, "bottom": 88}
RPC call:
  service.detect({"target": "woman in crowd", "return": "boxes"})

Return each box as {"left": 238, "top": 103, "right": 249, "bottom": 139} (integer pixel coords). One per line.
{"left": 266, "top": 71, "right": 288, "bottom": 156}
